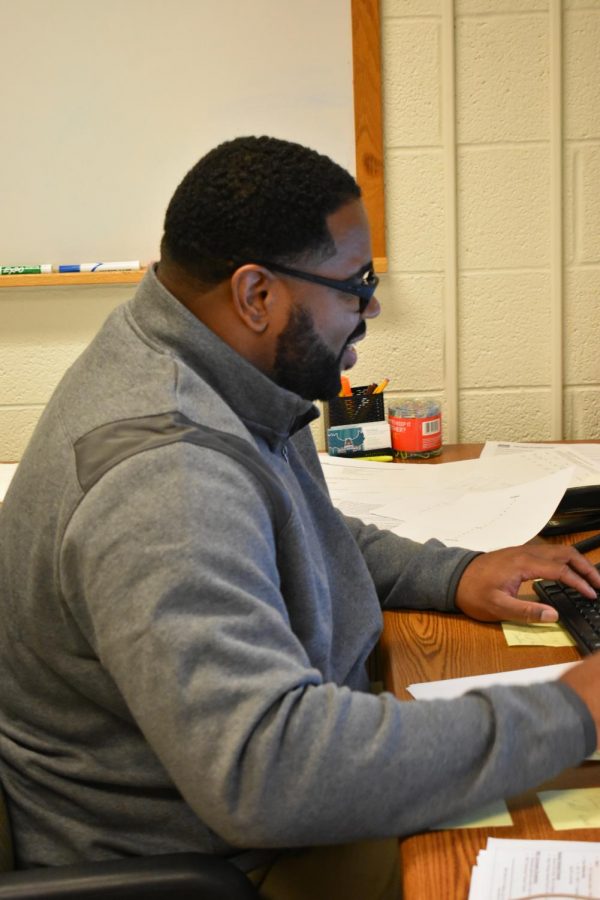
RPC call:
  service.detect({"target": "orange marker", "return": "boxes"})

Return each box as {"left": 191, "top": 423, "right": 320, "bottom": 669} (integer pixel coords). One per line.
{"left": 339, "top": 376, "right": 353, "bottom": 397}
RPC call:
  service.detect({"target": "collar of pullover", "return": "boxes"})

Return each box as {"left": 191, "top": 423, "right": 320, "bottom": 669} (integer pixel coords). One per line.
{"left": 129, "top": 267, "right": 320, "bottom": 450}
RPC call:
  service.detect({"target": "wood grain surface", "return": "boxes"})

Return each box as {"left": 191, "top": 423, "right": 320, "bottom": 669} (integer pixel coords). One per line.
{"left": 381, "top": 442, "right": 600, "bottom": 899}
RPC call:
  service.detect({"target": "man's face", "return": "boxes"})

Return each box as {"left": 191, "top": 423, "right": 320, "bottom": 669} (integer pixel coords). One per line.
{"left": 272, "top": 199, "right": 380, "bottom": 401}
{"left": 273, "top": 304, "right": 363, "bottom": 401}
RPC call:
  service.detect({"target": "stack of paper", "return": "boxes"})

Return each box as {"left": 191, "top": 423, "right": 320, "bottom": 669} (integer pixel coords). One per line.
{"left": 469, "top": 837, "right": 600, "bottom": 898}
{"left": 482, "top": 441, "right": 600, "bottom": 487}
{"left": 320, "top": 443, "right": 600, "bottom": 551}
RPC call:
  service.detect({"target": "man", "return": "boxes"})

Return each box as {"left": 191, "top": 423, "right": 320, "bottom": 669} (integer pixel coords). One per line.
{"left": 1, "top": 136, "right": 600, "bottom": 900}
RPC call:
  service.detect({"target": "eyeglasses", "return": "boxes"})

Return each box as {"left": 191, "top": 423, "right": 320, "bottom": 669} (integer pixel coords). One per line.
{"left": 249, "top": 260, "right": 379, "bottom": 315}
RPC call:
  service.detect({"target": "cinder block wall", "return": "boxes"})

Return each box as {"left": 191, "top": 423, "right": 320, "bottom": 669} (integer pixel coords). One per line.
{"left": 0, "top": 286, "right": 132, "bottom": 460}
{"left": 347, "top": 0, "right": 600, "bottom": 448}
{"left": 1, "top": 0, "right": 598, "bottom": 459}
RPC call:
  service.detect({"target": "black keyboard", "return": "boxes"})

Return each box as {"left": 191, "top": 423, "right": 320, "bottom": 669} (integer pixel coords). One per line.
{"left": 533, "top": 563, "right": 600, "bottom": 655}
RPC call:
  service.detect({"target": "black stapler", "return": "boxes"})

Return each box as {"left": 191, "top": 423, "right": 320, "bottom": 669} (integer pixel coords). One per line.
{"left": 541, "top": 484, "right": 600, "bottom": 536}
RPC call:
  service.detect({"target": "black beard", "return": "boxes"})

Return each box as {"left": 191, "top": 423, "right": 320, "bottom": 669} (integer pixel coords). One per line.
{"left": 273, "top": 305, "right": 361, "bottom": 401}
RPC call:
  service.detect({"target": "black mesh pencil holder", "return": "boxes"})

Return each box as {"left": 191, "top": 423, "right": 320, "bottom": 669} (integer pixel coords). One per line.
{"left": 325, "top": 385, "right": 385, "bottom": 428}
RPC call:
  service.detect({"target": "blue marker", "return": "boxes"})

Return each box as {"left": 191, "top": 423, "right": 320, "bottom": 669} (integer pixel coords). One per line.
{"left": 58, "top": 260, "right": 140, "bottom": 273}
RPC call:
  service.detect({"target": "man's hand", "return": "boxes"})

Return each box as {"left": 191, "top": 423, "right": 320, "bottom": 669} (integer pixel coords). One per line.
{"left": 455, "top": 543, "right": 600, "bottom": 624}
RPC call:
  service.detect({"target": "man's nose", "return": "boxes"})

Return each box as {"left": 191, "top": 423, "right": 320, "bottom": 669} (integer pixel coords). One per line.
{"left": 362, "top": 292, "right": 381, "bottom": 319}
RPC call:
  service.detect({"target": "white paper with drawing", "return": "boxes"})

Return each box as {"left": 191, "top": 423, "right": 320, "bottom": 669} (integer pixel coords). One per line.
{"left": 320, "top": 453, "right": 573, "bottom": 551}
{"left": 481, "top": 440, "right": 600, "bottom": 486}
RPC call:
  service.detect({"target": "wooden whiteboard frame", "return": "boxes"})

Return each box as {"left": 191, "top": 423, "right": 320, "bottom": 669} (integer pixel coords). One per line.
{"left": 1, "top": 0, "right": 384, "bottom": 289}
{"left": 353, "top": 0, "right": 386, "bottom": 273}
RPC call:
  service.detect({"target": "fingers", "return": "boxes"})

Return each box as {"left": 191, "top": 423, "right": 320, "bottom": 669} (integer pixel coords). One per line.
{"left": 555, "top": 563, "right": 600, "bottom": 599}
{"left": 457, "top": 584, "right": 560, "bottom": 624}
{"left": 563, "top": 548, "right": 600, "bottom": 590}
{"left": 523, "top": 545, "right": 600, "bottom": 599}
{"left": 454, "top": 543, "right": 600, "bottom": 624}
{"left": 489, "top": 592, "right": 559, "bottom": 625}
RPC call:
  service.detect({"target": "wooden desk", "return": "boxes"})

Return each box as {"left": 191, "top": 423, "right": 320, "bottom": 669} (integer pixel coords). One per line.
{"left": 380, "top": 443, "right": 600, "bottom": 899}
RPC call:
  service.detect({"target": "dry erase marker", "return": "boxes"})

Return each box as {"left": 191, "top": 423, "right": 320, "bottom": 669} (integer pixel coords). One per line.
{"left": 58, "top": 260, "right": 140, "bottom": 273}
{"left": 339, "top": 375, "right": 353, "bottom": 397}
{"left": 573, "top": 533, "right": 600, "bottom": 554}
{"left": 0, "top": 264, "right": 52, "bottom": 275}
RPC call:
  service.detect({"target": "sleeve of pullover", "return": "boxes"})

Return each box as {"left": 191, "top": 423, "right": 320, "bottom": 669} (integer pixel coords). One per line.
{"left": 342, "top": 514, "right": 480, "bottom": 611}
{"left": 293, "top": 426, "right": 480, "bottom": 612}
{"left": 60, "top": 443, "right": 594, "bottom": 850}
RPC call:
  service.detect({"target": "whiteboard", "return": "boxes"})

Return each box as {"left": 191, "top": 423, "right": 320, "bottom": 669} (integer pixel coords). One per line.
{"left": 0, "top": 0, "right": 354, "bottom": 266}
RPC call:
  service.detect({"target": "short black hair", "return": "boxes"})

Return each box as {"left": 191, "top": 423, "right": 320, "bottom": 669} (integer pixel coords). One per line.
{"left": 161, "top": 135, "right": 361, "bottom": 284}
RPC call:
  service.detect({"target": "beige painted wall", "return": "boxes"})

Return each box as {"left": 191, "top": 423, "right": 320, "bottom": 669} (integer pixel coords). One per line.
{"left": 1, "top": 0, "right": 599, "bottom": 459}
{"left": 349, "top": 0, "right": 600, "bottom": 449}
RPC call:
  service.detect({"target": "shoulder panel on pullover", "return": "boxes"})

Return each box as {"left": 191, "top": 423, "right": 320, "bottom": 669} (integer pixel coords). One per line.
{"left": 74, "top": 411, "right": 291, "bottom": 533}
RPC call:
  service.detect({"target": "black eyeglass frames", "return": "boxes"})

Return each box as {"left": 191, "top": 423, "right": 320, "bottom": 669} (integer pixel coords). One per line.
{"left": 247, "top": 260, "right": 379, "bottom": 315}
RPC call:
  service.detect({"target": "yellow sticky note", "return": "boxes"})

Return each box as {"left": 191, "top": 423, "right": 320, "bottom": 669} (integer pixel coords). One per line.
{"left": 502, "top": 621, "right": 575, "bottom": 647}
{"left": 538, "top": 788, "right": 600, "bottom": 830}
{"left": 432, "top": 800, "right": 513, "bottom": 830}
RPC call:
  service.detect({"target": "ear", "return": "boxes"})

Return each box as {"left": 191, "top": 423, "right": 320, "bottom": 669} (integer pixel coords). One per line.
{"left": 230, "top": 264, "right": 278, "bottom": 333}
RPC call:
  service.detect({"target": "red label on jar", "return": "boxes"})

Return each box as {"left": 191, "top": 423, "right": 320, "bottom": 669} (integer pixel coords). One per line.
{"left": 389, "top": 414, "right": 442, "bottom": 453}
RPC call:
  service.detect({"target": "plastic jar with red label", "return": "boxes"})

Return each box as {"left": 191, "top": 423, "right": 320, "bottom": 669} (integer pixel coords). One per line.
{"left": 388, "top": 398, "right": 442, "bottom": 459}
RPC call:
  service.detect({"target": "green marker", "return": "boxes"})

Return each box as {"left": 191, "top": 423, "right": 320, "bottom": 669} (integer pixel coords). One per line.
{"left": 0, "top": 264, "right": 52, "bottom": 275}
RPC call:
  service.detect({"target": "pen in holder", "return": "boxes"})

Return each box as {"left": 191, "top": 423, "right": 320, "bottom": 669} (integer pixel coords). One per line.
{"left": 326, "top": 385, "right": 385, "bottom": 428}
{"left": 325, "top": 385, "right": 391, "bottom": 458}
